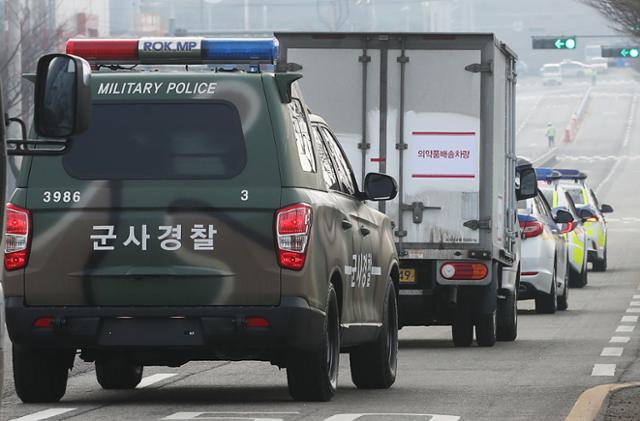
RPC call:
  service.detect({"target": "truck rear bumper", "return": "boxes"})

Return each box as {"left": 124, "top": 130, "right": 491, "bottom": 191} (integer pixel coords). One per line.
{"left": 5, "top": 296, "right": 325, "bottom": 361}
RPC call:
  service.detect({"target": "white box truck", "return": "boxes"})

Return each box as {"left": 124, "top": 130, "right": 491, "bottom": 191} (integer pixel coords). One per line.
{"left": 276, "top": 32, "right": 530, "bottom": 347}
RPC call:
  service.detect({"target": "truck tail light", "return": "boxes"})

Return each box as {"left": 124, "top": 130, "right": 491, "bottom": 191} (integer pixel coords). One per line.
{"left": 440, "top": 262, "right": 488, "bottom": 280}
{"left": 519, "top": 220, "right": 544, "bottom": 239}
{"left": 275, "top": 203, "right": 312, "bottom": 271}
{"left": 5, "top": 203, "right": 31, "bottom": 271}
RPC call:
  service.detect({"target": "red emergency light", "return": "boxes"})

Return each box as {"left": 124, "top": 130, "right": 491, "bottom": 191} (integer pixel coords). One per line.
{"left": 66, "top": 39, "right": 138, "bottom": 63}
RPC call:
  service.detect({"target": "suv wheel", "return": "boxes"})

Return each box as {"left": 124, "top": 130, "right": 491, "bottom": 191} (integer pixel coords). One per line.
{"left": 475, "top": 310, "right": 497, "bottom": 347}
{"left": 557, "top": 271, "right": 569, "bottom": 311}
{"left": 452, "top": 309, "right": 474, "bottom": 347}
{"left": 536, "top": 266, "right": 558, "bottom": 314}
{"left": 287, "top": 283, "right": 339, "bottom": 402}
{"left": 96, "top": 356, "right": 143, "bottom": 389}
{"left": 593, "top": 247, "right": 607, "bottom": 272}
{"left": 569, "top": 261, "right": 588, "bottom": 288}
{"left": 350, "top": 281, "right": 398, "bottom": 389}
{"left": 13, "top": 345, "right": 73, "bottom": 403}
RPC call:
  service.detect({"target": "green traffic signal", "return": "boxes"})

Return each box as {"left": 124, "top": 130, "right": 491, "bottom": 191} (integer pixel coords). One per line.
{"left": 532, "top": 36, "right": 577, "bottom": 50}
{"left": 564, "top": 38, "right": 576, "bottom": 49}
{"left": 630, "top": 48, "right": 640, "bottom": 58}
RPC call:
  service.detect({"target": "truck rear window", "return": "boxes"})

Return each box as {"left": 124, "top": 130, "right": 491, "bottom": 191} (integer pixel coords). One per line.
{"left": 63, "top": 102, "right": 246, "bottom": 180}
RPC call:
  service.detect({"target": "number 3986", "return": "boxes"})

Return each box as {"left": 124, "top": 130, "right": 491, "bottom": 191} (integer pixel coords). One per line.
{"left": 43, "top": 191, "right": 81, "bottom": 203}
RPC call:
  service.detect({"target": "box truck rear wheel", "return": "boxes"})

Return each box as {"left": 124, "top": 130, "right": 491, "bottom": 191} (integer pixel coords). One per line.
{"left": 96, "top": 356, "right": 143, "bottom": 389}
{"left": 475, "top": 310, "right": 497, "bottom": 347}
{"left": 452, "top": 310, "right": 474, "bottom": 347}
{"left": 13, "top": 345, "right": 72, "bottom": 403}
{"left": 350, "top": 281, "right": 398, "bottom": 389}
{"left": 287, "top": 283, "right": 339, "bottom": 402}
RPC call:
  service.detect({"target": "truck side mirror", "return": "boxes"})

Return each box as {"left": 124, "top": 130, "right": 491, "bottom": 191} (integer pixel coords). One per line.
{"left": 363, "top": 172, "right": 398, "bottom": 201}
{"left": 34, "top": 54, "right": 91, "bottom": 139}
{"left": 516, "top": 167, "right": 537, "bottom": 200}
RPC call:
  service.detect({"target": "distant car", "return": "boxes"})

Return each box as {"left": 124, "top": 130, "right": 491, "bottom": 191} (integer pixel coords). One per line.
{"left": 560, "top": 60, "right": 591, "bottom": 78}
{"left": 538, "top": 181, "right": 590, "bottom": 288}
{"left": 541, "top": 63, "right": 562, "bottom": 86}
{"left": 589, "top": 57, "right": 609, "bottom": 74}
{"left": 536, "top": 168, "right": 613, "bottom": 271}
{"left": 517, "top": 192, "right": 573, "bottom": 314}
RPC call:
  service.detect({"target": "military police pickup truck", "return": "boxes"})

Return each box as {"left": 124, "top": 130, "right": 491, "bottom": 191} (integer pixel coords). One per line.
{"left": 4, "top": 38, "right": 400, "bottom": 403}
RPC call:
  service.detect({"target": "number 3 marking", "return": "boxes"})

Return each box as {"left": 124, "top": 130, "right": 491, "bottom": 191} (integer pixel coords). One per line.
{"left": 241, "top": 190, "right": 249, "bottom": 201}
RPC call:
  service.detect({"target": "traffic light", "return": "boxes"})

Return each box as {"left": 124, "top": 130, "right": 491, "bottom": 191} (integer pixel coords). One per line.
{"left": 532, "top": 36, "right": 577, "bottom": 50}
{"left": 601, "top": 46, "right": 640, "bottom": 58}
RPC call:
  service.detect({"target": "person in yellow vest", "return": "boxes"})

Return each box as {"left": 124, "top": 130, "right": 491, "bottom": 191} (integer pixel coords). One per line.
{"left": 545, "top": 122, "right": 556, "bottom": 148}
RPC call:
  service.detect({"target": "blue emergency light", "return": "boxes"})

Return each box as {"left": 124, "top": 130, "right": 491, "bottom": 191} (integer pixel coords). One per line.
{"left": 66, "top": 37, "right": 279, "bottom": 65}
{"left": 535, "top": 167, "right": 586, "bottom": 182}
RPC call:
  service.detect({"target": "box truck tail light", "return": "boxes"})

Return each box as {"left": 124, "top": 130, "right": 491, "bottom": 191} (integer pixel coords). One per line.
{"left": 519, "top": 220, "right": 544, "bottom": 239}
{"left": 440, "top": 262, "right": 488, "bottom": 281}
{"left": 276, "top": 203, "right": 312, "bottom": 271}
{"left": 5, "top": 203, "right": 31, "bottom": 271}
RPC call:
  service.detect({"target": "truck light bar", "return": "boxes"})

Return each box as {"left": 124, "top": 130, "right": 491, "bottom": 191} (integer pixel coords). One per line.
{"left": 66, "top": 37, "right": 279, "bottom": 65}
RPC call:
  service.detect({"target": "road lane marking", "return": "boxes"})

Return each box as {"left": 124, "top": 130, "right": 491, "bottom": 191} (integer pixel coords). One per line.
{"left": 633, "top": 295, "right": 640, "bottom": 299}
{"left": 610, "top": 336, "right": 631, "bottom": 343}
{"left": 591, "top": 364, "right": 616, "bottom": 376}
{"left": 621, "top": 315, "right": 638, "bottom": 322}
{"left": 9, "top": 408, "right": 77, "bottom": 421}
{"left": 601, "top": 347, "right": 624, "bottom": 357}
{"left": 626, "top": 308, "right": 640, "bottom": 313}
{"left": 164, "top": 413, "right": 299, "bottom": 420}
{"left": 323, "top": 415, "right": 461, "bottom": 421}
{"left": 137, "top": 373, "right": 177, "bottom": 389}
{"left": 631, "top": 301, "right": 640, "bottom": 306}
{"left": 616, "top": 325, "right": 635, "bottom": 332}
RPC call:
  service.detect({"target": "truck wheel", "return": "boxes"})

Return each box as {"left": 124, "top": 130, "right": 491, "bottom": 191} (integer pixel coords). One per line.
{"left": 13, "top": 345, "right": 72, "bottom": 403}
{"left": 96, "top": 357, "right": 143, "bottom": 389}
{"left": 350, "top": 281, "right": 398, "bottom": 389}
{"left": 593, "top": 248, "right": 607, "bottom": 272}
{"left": 535, "top": 271, "right": 557, "bottom": 314}
{"left": 475, "top": 311, "right": 497, "bottom": 347}
{"left": 497, "top": 290, "right": 518, "bottom": 341}
{"left": 287, "top": 283, "right": 339, "bottom": 401}
{"left": 452, "top": 310, "right": 474, "bottom": 347}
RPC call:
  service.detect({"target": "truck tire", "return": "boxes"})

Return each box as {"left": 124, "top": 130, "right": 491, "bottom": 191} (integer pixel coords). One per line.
{"left": 13, "top": 345, "right": 72, "bottom": 403}
{"left": 350, "top": 281, "right": 398, "bottom": 389}
{"left": 497, "top": 290, "right": 518, "bottom": 341}
{"left": 96, "top": 357, "right": 143, "bottom": 389}
{"left": 452, "top": 310, "right": 474, "bottom": 347}
{"left": 535, "top": 269, "right": 557, "bottom": 314}
{"left": 287, "top": 283, "right": 339, "bottom": 402}
{"left": 475, "top": 311, "right": 497, "bottom": 347}
{"left": 593, "top": 248, "right": 607, "bottom": 272}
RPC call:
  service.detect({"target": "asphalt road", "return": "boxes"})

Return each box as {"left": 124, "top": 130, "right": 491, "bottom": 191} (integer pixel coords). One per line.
{"left": 2, "top": 71, "right": 640, "bottom": 421}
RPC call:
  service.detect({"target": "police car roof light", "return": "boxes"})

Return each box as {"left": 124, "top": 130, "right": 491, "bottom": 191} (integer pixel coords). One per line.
{"left": 65, "top": 37, "right": 278, "bottom": 65}
{"left": 66, "top": 39, "right": 138, "bottom": 62}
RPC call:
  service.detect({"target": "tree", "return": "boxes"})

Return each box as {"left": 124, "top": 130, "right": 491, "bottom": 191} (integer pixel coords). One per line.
{"left": 582, "top": 0, "right": 640, "bottom": 38}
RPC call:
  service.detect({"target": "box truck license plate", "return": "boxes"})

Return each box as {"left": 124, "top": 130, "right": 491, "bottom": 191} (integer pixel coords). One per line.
{"left": 400, "top": 269, "right": 416, "bottom": 283}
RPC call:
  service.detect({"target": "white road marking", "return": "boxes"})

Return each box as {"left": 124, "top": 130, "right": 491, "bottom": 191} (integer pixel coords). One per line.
{"left": 621, "top": 315, "right": 639, "bottom": 322}
{"left": 164, "top": 413, "right": 299, "bottom": 420}
{"left": 592, "top": 363, "right": 616, "bottom": 376}
{"left": 9, "top": 408, "right": 77, "bottom": 421}
{"left": 323, "top": 415, "right": 461, "bottom": 421}
{"left": 616, "top": 325, "right": 635, "bottom": 332}
{"left": 631, "top": 301, "right": 640, "bottom": 306}
{"left": 601, "top": 347, "right": 624, "bottom": 357}
{"left": 626, "top": 308, "right": 640, "bottom": 313}
{"left": 137, "top": 373, "right": 177, "bottom": 389}
{"left": 633, "top": 295, "right": 640, "bottom": 299}
{"left": 610, "top": 336, "right": 631, "bottom": 343}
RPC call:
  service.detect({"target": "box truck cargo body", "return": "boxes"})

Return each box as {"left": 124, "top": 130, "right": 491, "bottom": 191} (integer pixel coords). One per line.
{"left": 276, "top": 33, "right": 521, "bottom": 346}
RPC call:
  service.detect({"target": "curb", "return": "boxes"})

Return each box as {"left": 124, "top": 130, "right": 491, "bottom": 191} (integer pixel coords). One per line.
{"left": 565, "top": 382, "right": 640, "bottom": 421}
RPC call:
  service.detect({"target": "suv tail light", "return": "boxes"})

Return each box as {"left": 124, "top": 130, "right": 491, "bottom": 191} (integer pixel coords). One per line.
{"left": 519, "top": 220, "right": 544, "bottom": 239}
{"left": 440, "top": 262, "right": 488, "bottom": 280}
{"left": 5, "top": 203, "right": 32, "bottom": 271}
{"left": 561, "top": 221, "right": 575, "bottom": 234}
{"left": 276, "top": 203, "right": 312, "bottom": 271}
